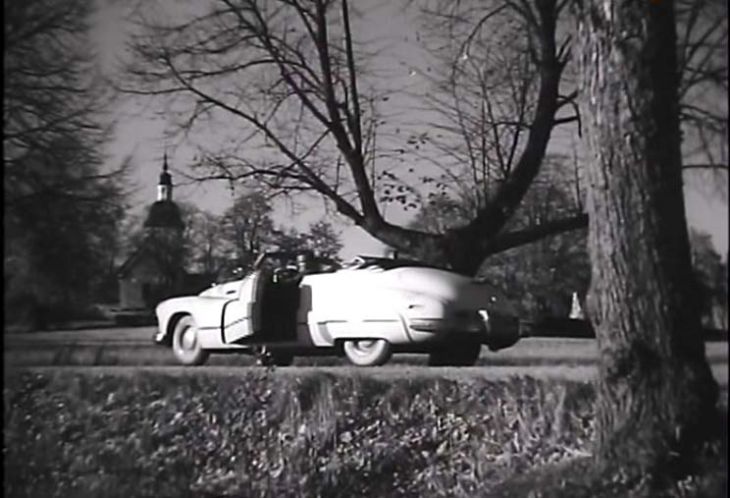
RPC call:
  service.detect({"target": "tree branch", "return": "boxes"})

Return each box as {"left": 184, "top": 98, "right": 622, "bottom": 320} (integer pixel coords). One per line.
{"left": 340, "top": 0, "right": 363, "bottom": 155}
{"left": 683, "top": 163, "right": 729, "bottom": 171}
{"left": 484, "top": 213, "right": 588, "bottom": 255}
{"left": 454, "top": 0, "right": 564, "bottom": 260}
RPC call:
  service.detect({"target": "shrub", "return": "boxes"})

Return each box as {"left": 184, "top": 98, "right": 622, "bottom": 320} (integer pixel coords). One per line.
{"left": 3, "top": 370, "right": 725, "bottom": 498}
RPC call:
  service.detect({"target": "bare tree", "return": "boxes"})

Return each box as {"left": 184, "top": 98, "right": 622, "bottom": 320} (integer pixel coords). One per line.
{"left": 4, "top": 0, "right": 128, "bottom": 203}
{"left": 677, "top": 0, "right": 728, "bottom": 173}
{"left": 269, "top": 219, "right": 343, "bottom": 258}
{"left": 122, "top": 0, "right": 581, "bottom": 275}
{"left": 121, "top": 0, "right": 724, "bottom": 272}
{"left": 4, "top": 0, "right": 129, "bottom": 328}
{"left": 577, "top": 0, "right": 719, "bottom": 488}
{"left": 218, "top": 191, "right": 277, "bottom": 272}
{"left": 409, "top": 154, "right": 589, "bottom": 319}
{"left": 407, "top": 1, "right": 581, "bottom": 219}
{"left": 690, "top": 228, "right": 729, "bottom": 330}
{"left": 183, "top": 208, "right": 226, "bottom": 276}
{"left": 414, "top": 0, "right": 726, "bottom": 206}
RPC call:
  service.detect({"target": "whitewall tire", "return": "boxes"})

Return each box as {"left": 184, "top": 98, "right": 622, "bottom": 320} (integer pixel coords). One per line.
{"left": 172, "top": 315, "right": 209, "bottom": 366}
{"left": 343, "top": 339, "right": 392, "bottom": 366}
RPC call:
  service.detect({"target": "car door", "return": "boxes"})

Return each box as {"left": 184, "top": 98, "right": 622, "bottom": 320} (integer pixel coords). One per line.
{"left": 221, "top": 270, "right": 266, "bottom": 343}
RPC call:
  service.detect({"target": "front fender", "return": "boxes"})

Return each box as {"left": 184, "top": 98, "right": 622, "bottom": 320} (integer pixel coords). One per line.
{"left": 155, "top": 296, "right": 232, "bottom": 344}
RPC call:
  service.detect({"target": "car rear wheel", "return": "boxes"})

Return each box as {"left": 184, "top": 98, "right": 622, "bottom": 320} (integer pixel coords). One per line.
{"left": 343, "top": 339, "right": 392, "bottom": 366}
{"left": 428, "top": 341, "right": 481, "bottom": 366}
{"left": 172, "top": 315, "right": 209, "bottom": 366}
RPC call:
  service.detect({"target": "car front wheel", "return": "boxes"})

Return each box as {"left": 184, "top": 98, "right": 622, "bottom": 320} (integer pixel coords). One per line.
{"left": 172, "top": 315, "right": 209, "bottom": 366}
{"left": 428, "top": 341, "right": 481, "bottom": 366}
{"left": 343, "top": 339, "right": 392, "bottom": 366}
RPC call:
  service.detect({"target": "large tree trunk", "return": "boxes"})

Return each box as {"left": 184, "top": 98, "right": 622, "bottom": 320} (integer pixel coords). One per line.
{"left": 578, "top": 0, "right": 719, "bottom": 481}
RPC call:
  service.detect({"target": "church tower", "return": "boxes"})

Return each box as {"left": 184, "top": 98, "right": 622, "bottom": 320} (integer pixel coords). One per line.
{"left": 144, "top": 151, "right": 184, "bottom": 232}
{"left": 118, "top": 151, "right": 186, "bottom": 310}
{"left": 157, "top": 152, "right": 173, "bottom": 201}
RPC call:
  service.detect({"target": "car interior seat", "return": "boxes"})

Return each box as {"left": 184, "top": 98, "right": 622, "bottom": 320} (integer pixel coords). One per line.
{"left": 260, "top": 268, "right": 301, "bottom": 342}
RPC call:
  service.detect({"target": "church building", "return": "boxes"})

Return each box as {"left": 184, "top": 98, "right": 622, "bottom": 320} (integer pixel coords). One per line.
{"left": 117, "top": 154, "right": 210, "bottom": 310}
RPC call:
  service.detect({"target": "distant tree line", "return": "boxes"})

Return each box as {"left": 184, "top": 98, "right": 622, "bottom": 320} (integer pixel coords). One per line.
{"left": 407, "top": 155, "right": 728, "bottom": 327}
{"left": 122, "top": 190, "right": 343, "bottom": 284}
{"left": 690, "top": 228, "right": 728, "bottom": 330}
{"left": 3, "top": 0, "right": 344, "bottom": 331}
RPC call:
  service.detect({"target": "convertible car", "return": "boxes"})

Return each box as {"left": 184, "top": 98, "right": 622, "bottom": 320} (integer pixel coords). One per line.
{"left": 154, "top": 253, "right": 521, "bottom": 367}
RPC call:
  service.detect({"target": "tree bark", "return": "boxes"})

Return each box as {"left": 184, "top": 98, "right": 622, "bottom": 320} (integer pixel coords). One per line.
{"left": 578, "top": 0, "right": 719, "bottom": 481}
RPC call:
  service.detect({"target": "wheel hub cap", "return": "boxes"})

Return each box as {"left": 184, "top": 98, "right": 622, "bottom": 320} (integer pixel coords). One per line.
{"left": 181, "top": 327, "right": 197, "bottom": 350}
{"left": 352, "top": 340, "right": 376, "bottom": 354}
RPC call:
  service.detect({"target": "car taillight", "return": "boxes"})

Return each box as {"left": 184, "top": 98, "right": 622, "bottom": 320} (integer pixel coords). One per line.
{"left": 408, "top": 318, "right": 441, "bottom": 331}
{"left": 453, "top": 310, "right": 486, "bottom": 333}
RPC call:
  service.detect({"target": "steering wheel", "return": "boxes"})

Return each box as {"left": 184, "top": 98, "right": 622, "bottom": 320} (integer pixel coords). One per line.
{"left": 343, "top": 256, "right": 367, "bottom": 269}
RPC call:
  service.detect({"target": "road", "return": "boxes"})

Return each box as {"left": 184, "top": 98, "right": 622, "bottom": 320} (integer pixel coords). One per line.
{"left": 4, "top": 326, "right": 728, "bottom": 385}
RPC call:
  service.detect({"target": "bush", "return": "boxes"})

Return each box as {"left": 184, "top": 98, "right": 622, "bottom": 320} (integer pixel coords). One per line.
{"left": 3, "top": 371, "right": 589, "bottom": 497}
{"left": 4, "top": 291, "right": 42, "bottom": 332}
{"left": 4, "top": 291, "right": 110, "bottom": 332}
{"left": 4, "top": 371, "right": 725, "bottom": 498}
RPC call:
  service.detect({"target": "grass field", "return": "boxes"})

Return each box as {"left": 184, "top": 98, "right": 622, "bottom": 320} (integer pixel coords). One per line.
{"left": 3, "top": 369, "right": 727, "bottom": 497}
{"left": 4, "top": 330, "right": 727, "bottom": 377}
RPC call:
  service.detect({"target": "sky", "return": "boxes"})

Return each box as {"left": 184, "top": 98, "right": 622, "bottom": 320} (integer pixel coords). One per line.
{"left": 94, "top": 0, "right": 728, "bottom": 261}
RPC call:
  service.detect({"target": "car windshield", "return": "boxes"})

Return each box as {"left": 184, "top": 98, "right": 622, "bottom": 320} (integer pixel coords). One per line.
{"left": 342, "top": 256, "right": 444, "bottom": 271}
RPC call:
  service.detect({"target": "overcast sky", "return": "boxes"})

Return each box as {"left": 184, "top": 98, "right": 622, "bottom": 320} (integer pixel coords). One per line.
{"left": 94, "top": 0, "right": 728, "bottom": 260}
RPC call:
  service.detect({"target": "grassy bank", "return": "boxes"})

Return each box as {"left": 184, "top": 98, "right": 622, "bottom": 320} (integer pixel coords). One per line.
{"left": 3, "top": 370, "right": 727, "bottom": 497}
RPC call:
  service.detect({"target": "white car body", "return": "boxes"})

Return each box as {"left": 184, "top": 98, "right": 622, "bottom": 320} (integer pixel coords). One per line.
{"left": 154, "top": 257, "right": 521, "bottom": 366}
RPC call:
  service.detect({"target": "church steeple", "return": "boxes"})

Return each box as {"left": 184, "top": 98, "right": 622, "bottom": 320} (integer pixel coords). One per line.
{"left": 157, "top": 151, "right": 173, "bottom": 201}
{"left": 144, "top": 150, "right": 184, "bottom": 231}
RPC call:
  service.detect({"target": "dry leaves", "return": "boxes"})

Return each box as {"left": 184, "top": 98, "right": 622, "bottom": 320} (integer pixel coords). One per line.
{"left": 0, "top": 371, "right": 647, "bottom": 497}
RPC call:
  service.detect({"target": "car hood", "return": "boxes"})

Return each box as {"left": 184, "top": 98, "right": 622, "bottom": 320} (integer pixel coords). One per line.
{"left": 156, "top": 293, "right": 231, "bottom": 313}
{"left": 199, "top": 279, "right": 244, "bottom": 298}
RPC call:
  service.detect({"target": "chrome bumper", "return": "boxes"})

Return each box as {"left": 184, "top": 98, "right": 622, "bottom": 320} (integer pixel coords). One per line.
{"left": 482, "top": 311, "right": 520, "bottom": 351}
